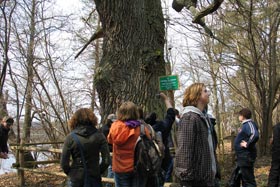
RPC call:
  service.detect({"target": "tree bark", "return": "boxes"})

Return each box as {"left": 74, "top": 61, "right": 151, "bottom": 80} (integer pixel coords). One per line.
{"left": 93, "top": 0, "right": 166, "bottom": 121}
{"left": 23, "top": 0, "right": 36, "bottom": 143}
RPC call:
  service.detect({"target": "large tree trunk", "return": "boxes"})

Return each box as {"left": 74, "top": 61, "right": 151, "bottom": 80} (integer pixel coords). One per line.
{"left": 94, "top": 0, "right": 166, "bottom": 121}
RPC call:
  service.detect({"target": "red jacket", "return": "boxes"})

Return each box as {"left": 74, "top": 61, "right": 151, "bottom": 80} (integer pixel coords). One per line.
{"left": 107, "top": 120, "right": 149, "bottom": 173}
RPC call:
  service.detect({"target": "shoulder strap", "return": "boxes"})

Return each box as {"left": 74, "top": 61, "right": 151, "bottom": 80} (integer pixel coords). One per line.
{"left": 140, "top": 124, "right": 145, "bottom": 136}
{"left": 146, "top": 124, "right": 155, "bottom": 139}
{"left": 71, "top": 132, "right": 88, "bottom": 184}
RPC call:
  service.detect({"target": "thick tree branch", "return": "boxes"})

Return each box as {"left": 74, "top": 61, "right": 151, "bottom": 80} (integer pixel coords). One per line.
{"left": 74, "top": 29, "right": 103, "bottom": 59}
{"left": 172, "top": 0, "right": 223, "bottom": 37}
{"left": 192, "top": 0, "right": 224, "bottom": 24}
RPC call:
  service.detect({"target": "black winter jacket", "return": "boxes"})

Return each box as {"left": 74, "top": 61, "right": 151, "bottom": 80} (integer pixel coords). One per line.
{"left": 271, "top": 123, "right": 280, "bottom": 161}
{"left": 60, "top": 125, "right": 110, "bottom": 182}
{"left": 100, "top": 123, "right": 112, "bottom": 152}
{"left": 150, "top": 108, "right": 175, "bottom": 171}
{"left": 0, "top": 125, "right": 10, "bottom": 153}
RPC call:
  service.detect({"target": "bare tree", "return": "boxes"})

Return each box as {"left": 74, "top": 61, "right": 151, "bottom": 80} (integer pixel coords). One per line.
{"left": 74, "top": 0, "right": 102, "bottom": 113}
{"left": 0, "top": 0, "right": 16, "bottom": 117}
{"left": 168, "top": 0, "right": 280, "bottom": 157}
{"left": 7, "top": 0, "right": 83, "bottom": 141}
{"left": 213, "top": 0, "right": 280, "bottom": 155}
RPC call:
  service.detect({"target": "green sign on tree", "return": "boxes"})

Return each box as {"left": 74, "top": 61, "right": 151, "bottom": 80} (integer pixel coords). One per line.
{"left": 159, "top": 75, "right": 179, "bottom": 91}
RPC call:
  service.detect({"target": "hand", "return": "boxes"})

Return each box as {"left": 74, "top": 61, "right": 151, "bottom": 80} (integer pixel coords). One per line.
{"left": 159, "top": 92, "right": 173, "bottom": 109}
{"left": 159, "top": 92, "right": 168, "bottom": 100}
{"left": 0, "top": 152, "right": 8, "bottom": 159}
{"left": 269, "top": 136, "right": 273, "bottom": 145}
{"left": 240, "top": 140, "right": 247, "bottom": 148}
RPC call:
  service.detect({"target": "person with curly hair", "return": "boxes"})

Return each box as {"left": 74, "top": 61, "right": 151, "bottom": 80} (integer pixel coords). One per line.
{"left": 175, "top": 83, "right": 218, "bottom": 187}
{"left": 61, "top": 108, "right": 110, "bottom": 187}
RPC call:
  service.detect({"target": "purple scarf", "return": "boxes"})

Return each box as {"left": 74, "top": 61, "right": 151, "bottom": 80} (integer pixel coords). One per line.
{"left": 125, "top": 120, "right": 141, "bottom": 128}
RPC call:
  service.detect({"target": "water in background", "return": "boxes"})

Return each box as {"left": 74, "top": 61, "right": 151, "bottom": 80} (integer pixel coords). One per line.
{"left": 0, "top": 153, "right": 16, "bottom": 175}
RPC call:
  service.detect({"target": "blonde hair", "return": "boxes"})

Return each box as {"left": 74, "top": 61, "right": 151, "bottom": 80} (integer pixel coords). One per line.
{"left": 68, "top": 108, "right": 98, "bottom": 130}
{"left": 182, "top": 83, "right": 205, "bottom": 107}
{"left": 117, "top": 101, "right": 139, "bottom": 121}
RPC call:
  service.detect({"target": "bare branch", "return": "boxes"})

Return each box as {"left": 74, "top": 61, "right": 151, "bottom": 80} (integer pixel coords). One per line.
{"left": 74, "top": 28, "right": 103, "bottom": 59}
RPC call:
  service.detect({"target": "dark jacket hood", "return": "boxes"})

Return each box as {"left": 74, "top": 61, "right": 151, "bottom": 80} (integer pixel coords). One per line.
{"left": 73, "top": 125, "right": 97, "bottom": 137}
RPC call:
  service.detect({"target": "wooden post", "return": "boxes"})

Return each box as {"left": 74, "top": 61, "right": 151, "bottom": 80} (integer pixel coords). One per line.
{"left": 19, "top": 138, "right": 25, "bottom": 186}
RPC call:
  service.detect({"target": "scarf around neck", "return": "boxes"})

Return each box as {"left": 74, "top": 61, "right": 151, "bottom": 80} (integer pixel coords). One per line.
{"left": 125, "top": 120, "right": 141, "bottom": 128}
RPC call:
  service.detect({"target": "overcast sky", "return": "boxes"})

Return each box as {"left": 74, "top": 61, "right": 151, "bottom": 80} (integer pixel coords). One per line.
{"left": 56, "top": 0, "right": 82, "bottom": 14}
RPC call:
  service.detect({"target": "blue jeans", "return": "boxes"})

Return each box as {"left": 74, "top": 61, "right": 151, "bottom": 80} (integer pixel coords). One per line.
{"left": 105, "top": 165, "right": 114, "bottom": 187}
{"left": 114, "top": 172, "right": 147, "bottom": 187}
{"left": 165, "top": 158, "right": 174, "bottom": 182}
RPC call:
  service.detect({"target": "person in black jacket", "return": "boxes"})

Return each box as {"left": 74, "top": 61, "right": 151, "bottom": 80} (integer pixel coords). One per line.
{"left": 204, "top": 107, "right": 221, "bottom": 187}
{"left": 0, "top": 116, "right": 14, "bottom": 159}
{"left": 100, "top": 114, "right": 116, "bottom": 153}
{"left": 61, "top": 108, "right": 110, "bottom": 187}
{"left": 268, "top": 122, "right": 280, "bottom": 187}
{"left": 100, "top": 113, "right": 116, "bottom": 187}
{"left": 144, "top": 92, "right": 175, "bottom": 184}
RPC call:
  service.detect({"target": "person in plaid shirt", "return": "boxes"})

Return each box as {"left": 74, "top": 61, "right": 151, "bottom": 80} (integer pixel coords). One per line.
{"left": 175, "top": 83, "right": 218, "bottom": 187}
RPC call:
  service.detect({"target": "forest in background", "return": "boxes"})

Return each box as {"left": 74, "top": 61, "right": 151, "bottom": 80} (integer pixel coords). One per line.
{"left": 0, "top": 0, "right": 280, "bottom": 183}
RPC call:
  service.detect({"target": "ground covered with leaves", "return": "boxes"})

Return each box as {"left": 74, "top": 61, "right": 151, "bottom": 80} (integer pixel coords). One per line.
{"left": 220, "top": 154, "right": 271, "bottom": 187}
{"left": 0, "top": 165, "right": 66, "bottom": 187}
{"left": 219, "top": 142, "right": 271, "bottom": 187}
{"left": 0, "top": 142, "right": 272, "bottom": 187}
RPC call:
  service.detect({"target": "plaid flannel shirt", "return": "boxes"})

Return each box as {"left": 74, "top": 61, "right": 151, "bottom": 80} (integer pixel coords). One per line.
{"left": 175, "top": 111, "right": 216, "bottom": 186}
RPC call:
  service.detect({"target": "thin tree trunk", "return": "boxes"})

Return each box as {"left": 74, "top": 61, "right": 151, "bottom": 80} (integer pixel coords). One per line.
{"left": 0, "top": 0, "right": 16, "bottom": 117}
{"left": 23, "top": 0, "right": 36, "bottom": 144}
{"left": 21, "top": 0, "right": 37, "bottom": 173}
{"left": 218, "top": 79, "right": 225, "bottom": 156}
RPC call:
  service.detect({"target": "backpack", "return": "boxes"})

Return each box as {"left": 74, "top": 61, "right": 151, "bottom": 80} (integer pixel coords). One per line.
{"left": 134, "top": 124, "right": 163, "bottom": 176}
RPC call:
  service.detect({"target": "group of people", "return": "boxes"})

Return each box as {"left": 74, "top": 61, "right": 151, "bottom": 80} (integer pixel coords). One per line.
{"left": 58, "top": 82, "right": 279, "bottom": 187}
{"left": 0, "top": 82, "right": 279, "bottom": 187}
{"left": 61, "top": 92, "right": 175, "bottom": 187}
